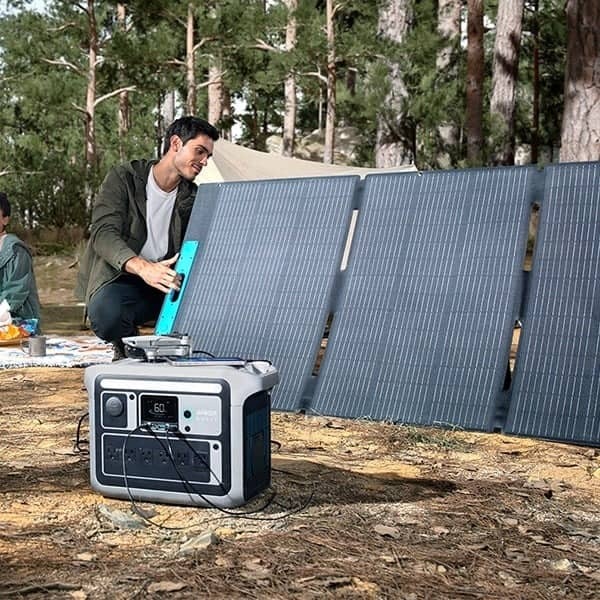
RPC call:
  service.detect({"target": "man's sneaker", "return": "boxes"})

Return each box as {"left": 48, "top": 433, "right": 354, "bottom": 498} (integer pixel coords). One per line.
{"left": 112, "top": 340, "right": 127, "bottom": 362}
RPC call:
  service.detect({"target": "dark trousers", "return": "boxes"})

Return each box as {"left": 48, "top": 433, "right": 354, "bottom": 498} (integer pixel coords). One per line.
{"left": 87, "top": 274, "right": 164, "bottom": 343}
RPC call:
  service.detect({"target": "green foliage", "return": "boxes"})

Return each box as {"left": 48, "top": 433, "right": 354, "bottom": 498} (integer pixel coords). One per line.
{"left": 0, "top": 0, "right": 577, "bottom": 233}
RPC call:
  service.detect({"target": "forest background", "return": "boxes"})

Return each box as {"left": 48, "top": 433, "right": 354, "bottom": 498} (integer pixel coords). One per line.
{"left": 0, "top": 0, "right": 597, "bottom": 243}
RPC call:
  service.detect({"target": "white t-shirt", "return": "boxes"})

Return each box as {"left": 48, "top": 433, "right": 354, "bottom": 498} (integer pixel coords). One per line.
{"left": 140, "top": 167, "right": 178, "bottom": 262}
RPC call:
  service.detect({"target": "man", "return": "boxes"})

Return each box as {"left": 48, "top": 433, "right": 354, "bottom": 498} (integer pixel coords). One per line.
{"left": 76, "top": 116, "right": 219, "bottom": 359}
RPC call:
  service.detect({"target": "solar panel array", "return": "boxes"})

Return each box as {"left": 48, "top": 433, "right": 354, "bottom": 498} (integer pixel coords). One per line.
{"left": 164, "top": 162, "right": 600, "bottom": 446}
{"left": 311, "top": 168, "right": 534, "bottom": 430}
{"left": 171, "top": 176, "right": 358, "bottom": 411}
{"left": 505, "top": 162, "right": 600, "bottom": 444}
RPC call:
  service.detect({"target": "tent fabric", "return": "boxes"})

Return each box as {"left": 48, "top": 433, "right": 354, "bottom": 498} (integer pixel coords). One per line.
{"left": 196, "top": 138, "right": 416, "bottom": 184}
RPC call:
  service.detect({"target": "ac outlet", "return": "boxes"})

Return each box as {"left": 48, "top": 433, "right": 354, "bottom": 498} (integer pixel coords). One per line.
{"left": 105, "top": 445, "right": 122, "bottom": 463}
{"left": 140, "top": 448, "right": 153, "bottom": 465}
{"left": 124, "top": 448, "right": 137, "bottom": 464}
{"left": 174, "top": 451, "right": 190, "bottom": 466}
{"left": 102, "top": 434, "right": 212, "bottom": 484}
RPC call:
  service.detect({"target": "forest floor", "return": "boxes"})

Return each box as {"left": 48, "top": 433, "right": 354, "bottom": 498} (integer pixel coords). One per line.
{"left": 0, "top": 254, "right": 599, "bottom": 599}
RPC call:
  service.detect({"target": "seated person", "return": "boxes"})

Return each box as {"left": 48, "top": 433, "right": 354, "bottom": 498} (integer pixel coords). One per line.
{"left": 0, "top": 192, "right": 41, "bottom": 324}
{"left": 75, "top": 116, "right": 219, "bottom": 360}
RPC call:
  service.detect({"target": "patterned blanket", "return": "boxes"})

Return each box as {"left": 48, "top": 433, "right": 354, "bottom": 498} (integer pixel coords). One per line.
{"left": 0, "top": 336, "right": 113, "bottom": 369}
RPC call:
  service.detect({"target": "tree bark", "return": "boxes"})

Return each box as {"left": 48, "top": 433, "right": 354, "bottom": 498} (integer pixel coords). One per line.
{"left": 436, "top": 0, "right": 461, "bottom": 168}
{"left": 323, "top": 0, "right": 336, "bottom": 164}
{"left": 466, "top": 0, "right": 484, "bottom": 165}
{"left": 490, "top": 0, "right": 525, "bottom": 165}
{"left": 117, "top": 3, "right": 131, "bottom": 161}
{"left": 186, "top": 3, "right": 196, "bottom": 115}
{"left": 560, "top": 0, "right": 600, "bottom": 162}
{"left": 221, "top": 85, "right": 232, "bottom": 140}
{"left": 85, "top": 0, "right": 98, "bottom": 172}
{"left": 207, "top": 56, "right": 223, "bottom": 125}
{"left": 375, "top": 0, "right": 414, "bottom": 168}
{"left": 531, "top": 0, "right": 539, "bottom": 163}
{"left": 282, "top": 0, "right": 298, "bottom": 157}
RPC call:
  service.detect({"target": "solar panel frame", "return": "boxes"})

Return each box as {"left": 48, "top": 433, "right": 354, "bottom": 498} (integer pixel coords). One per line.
{"left": 310, "top": 167, "right": 535, "bottom": 431}
{"left": 170, "top": 176, "right": 359, "bottom": 411}
{"left": 505, "top": 162, "right": 600, "bottom": 445}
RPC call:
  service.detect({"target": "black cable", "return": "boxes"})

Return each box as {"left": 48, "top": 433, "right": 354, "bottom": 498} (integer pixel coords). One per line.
{"left": 73, "top": 412, "right": 89, "bottom": 454}
{"left": 163, "top": 430, "right": 282, "bottom": 517}
{"left": 166, "top": 431, "right": 314, "bottom": 520}
{"left": 119, "top": 425, "right": 192, "bottom": 530}
{"left": 117, "top": 425, "right": 313, "bottom": 529}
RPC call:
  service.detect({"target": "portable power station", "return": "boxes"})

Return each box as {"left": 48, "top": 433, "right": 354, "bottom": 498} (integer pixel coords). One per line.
{"left": 85, "top": 356, "right": 279, "bottom": 508}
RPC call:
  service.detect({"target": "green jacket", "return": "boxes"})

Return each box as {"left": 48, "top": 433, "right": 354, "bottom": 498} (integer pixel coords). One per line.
{"left": 76, "top": 159, "right": 197, "bottom": 303}
{"left": 0, "top": 233, "right": 41, "bottom": 321}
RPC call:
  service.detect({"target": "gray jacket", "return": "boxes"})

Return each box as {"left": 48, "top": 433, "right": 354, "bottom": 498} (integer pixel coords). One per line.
{"left": 76, "top": 159, "right": 197, "bottom": 303}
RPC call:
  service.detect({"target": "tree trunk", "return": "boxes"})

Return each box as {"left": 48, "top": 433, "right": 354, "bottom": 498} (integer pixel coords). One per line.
{"left": 530, "top": 0, "right": 540, "bottom": 163}
{"left": 436, "top": 0, "right": 461, "bottom": 168}
{"left": 560, "top": 0, "right": 600, "bottom": 162}
{"left": 117, "top": 3, "right": 131, "bottom": 161}
{"left": 490, "top": 0, "right": 525, "bottom": 165}
{"left": 282, "top": 0, "right": 298, "bottom": 157}
{"left": 466, "top": 0, "right": 484, "bottom": 165}
{"left": 221, "top": 85, "right": 232, "bottom": 140}
{"left": 375, "top": 0, "right": 414, "bottom": 168}
{"left": 84, "top": 0, "right": 99, "bottom": 212}
{"left": 85, "top": 0, "right": 98, "bottom": 172}
{"left": 323, "top": 0, "right": 336, "bottom": 164}
{"left": 207, "top": 56, "right": 223, "bottom": 125}
{"left": 185, "top": 3, "right": 196, "bottom": 115}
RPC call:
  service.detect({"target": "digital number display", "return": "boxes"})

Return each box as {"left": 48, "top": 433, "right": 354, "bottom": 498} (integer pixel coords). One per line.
{"left": 141, "top": 394, "right": 178, "bottom": 423}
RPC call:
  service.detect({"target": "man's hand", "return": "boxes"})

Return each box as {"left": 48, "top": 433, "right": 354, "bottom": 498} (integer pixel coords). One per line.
{"left": 124, "top": 254, "right": 181, "bottom": 294}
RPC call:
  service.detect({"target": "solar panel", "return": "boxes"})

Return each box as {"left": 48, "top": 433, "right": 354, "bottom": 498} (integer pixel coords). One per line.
{"left": 310, "top": 167, "right": 535, "bottom": 430}
{"left": 167, "top": 176, "right": 359, "bottom": 411}
{"left": 505, "top": 162, "right": 600, "bottom": 445}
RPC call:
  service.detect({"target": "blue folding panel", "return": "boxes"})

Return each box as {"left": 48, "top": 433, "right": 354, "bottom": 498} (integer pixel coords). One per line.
{"left": 506, "top": 162, "right": 600, "bottom": 445}
{"left": 310, "top": 167, "right": 535, "bottom": 430}
{"left": 164, "top": 176, "right": 359, "bottom": 411}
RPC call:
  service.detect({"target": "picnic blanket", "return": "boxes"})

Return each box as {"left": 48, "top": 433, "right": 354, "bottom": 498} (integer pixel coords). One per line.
{"left": 0, "top": 336, "right": 113, "bottom": 369}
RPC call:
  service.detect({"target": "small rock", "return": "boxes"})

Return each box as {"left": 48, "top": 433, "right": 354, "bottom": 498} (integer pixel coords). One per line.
{"left": 179, "top": 531, "right": 218, "bottom": 554}
{"left": 97, "top": 504, "right": 146, "bottom": 530}
{"left": 75, "top": 552, "right": 95, "bottom": 562}
{"left": 147, "top": 581, "right": 187, "bottom": 593}
{"left": 373, "top": 524, "right": 400, "bottom": 539}
{"left": 432, "top": 526, "right": 449, "bottom": 535}
{"left": 550, "top": 558, "right": 572, "bottom": 572}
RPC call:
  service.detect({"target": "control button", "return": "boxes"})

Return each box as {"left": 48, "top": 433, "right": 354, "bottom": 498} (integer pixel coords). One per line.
{"left": 183, "top": 410, "right": 192, "bottom": 419}
{"left": 105, "top": 396, "right": 124, "bottom": 417}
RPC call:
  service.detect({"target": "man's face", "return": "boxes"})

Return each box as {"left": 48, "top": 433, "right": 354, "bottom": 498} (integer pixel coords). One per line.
{"left": 0, "top": 210, "right": 8, "bottom": 232}
{"left": 171, "top": 134, "right": 214, "bottom": 181}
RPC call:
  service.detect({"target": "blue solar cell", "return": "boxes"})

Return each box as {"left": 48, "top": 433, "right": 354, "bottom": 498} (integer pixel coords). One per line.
{"left": 310, "top": 167, "right": 535, "bottom": 430}
{"left": 506, "top": 162, "right": 600, "bottom": 445}
{"left": 170, "top": 176, "right": 359, "bottom": 411}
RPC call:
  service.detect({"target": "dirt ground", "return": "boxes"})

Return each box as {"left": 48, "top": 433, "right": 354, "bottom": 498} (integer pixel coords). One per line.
{"left": 0, "top": 255, "right": 599, "bottom": 599}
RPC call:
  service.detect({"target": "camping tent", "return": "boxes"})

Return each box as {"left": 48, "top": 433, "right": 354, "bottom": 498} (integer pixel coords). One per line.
{"left": 196, "top": 138, "right": 417, "bottom": 184}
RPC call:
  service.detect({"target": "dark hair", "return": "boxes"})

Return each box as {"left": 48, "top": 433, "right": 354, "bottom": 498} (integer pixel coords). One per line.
{"left": 0, "top": 192, "right": 10, "bottom": 218}
{"left": 162, "top": 116, "right": 219, "bottom": 155}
